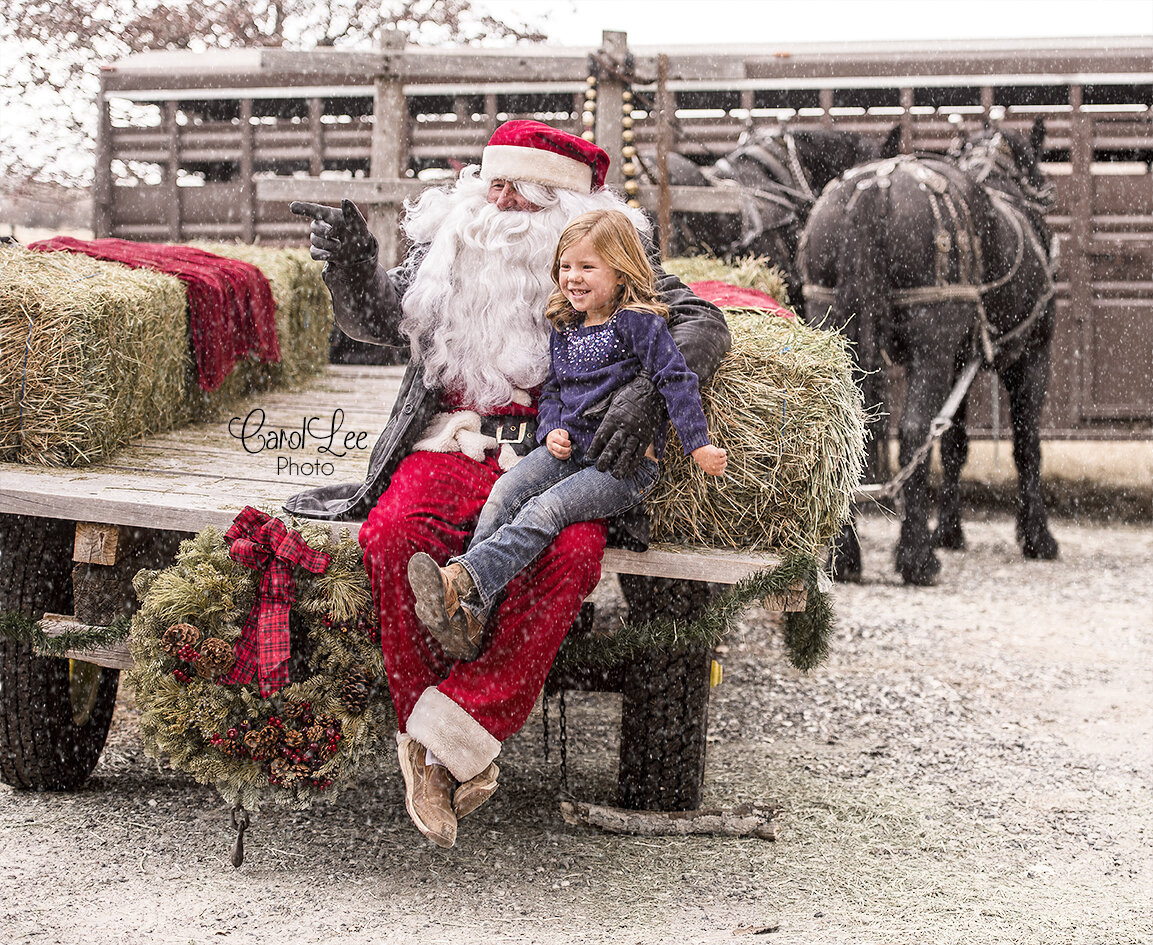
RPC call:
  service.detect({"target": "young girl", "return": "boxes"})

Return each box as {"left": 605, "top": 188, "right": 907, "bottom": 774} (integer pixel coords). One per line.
{"left": 408, "top": 209, "right": 727, "bottom": 660}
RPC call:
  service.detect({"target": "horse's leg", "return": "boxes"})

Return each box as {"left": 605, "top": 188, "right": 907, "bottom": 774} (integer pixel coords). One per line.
{"left": 893, "top": 303, "right": 972, "bottom": 585}
{"left": 827, "top": 516, "right": 863, "bottom": 583}
{"left": 1001, "top": 350, "right": 1059, "bottom": 559}
{"left": 932, "top": 390, "right": 970, "bottom": 550}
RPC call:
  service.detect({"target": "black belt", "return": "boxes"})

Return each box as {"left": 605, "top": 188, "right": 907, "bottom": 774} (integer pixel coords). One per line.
{"left": 480, "top": 415, "right": 538, "bottom": 458}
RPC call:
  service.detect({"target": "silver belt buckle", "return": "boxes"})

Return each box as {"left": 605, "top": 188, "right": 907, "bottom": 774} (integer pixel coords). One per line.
{"left": 496, "top": 419, "right": 528, "bottom": 446}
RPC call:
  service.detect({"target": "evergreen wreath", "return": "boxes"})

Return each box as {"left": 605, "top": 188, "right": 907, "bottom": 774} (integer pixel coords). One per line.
{"left": 128, "top": 517, "right": 394, "bottom": 812}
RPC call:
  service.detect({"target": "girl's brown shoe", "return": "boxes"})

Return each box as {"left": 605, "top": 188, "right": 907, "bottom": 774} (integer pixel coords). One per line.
{"left": 407, "top": 553, "right": 486, "bottom": 660}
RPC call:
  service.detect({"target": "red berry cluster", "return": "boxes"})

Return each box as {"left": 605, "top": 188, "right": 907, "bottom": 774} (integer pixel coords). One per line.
{"left": 262, "top": 704, "right": 343, "bottom": 790}
{"left": 321, "top": 607, "right": 380, "bottom": 644}
{"left": 209, "top": 723, "right": 251, "bottom": 758}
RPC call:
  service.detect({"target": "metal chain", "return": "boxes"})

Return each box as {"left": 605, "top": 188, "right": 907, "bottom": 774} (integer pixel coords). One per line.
{"left": 558, "top": 690, "right": 569, "bottom": 794}
{"left": 230, "top": 807, "right": 249, "bottom": 869}
{"left": 864, "top": 358, "right": 983, "bottom": 504}
{"left": 541, "top": 692, "right": 550, "bottom": 765}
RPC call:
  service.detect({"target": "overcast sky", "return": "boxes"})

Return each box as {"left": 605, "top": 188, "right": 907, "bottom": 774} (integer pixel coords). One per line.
{"left": 478, "top": 0, "right": 1152, "bottom": 46}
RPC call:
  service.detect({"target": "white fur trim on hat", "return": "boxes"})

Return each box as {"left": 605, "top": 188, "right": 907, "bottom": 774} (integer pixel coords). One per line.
{"left": 406, "top": 686, "right": 502, "bottom": 782}
{"left": 481, "top": 144, "right": 593, "bottom": 193}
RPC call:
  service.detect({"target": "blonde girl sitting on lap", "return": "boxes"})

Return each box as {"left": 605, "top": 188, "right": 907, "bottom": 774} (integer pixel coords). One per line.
{"left": 408, "top": 208, "right": 727, "bottom": 660}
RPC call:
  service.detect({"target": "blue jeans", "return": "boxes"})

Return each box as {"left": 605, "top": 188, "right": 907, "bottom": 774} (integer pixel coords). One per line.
{"left": 452, "top": 445, "right": 659, "bottom": 619}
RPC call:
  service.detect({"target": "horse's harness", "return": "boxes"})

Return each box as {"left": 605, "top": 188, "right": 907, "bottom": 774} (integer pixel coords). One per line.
{"left": 805, "top": 145, "right": 1055, "bottom": 361}
{"left": 804, "top": 142, "right": 1058, "bottom": 504}
{"left": 701, "top": 132, "right": 819, "bottom": 250}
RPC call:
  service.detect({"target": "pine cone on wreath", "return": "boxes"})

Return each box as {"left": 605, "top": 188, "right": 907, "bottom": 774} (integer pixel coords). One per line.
{"left": 282, "top": 729, "right": 307, "bottom": 753}
{"left": 162, "top": 622, "right": 201, "bottom": 654}
{"left": 271, "top": 756, "right": 310, "bottom": 783}
{"left": 243, "top": 724, "right": 283, "bottom": 761}
{"left": 214, "top": 734, "right": 242, "bottom": 757}
{"left": 339, "top": 666, "right": 372, "bottom": 714}
{"left": 195, "top": 637, "right": 236, "bottom": 679}
{"left": 282, "top": 699, "right": 311, "bottom": 725}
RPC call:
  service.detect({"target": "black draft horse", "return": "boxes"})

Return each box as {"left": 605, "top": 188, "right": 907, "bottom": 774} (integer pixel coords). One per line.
{"left": 650, "top": 126, "right": 900, "bottom": 314}
{"left": 798, "top": 118, "right": 1059, "bottom": 585}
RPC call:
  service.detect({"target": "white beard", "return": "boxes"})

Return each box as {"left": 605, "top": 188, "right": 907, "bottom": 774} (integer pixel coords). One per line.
{"left": 399, "top": 168, "right": 647, "bottom": 412}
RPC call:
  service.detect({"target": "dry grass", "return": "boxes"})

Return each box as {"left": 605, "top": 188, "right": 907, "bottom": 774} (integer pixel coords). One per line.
{"left": 0, "top": 243, "right": 332, "bottom": 467}
{"left": 0, "top": 246, "right": 189, "bottom": 465}
{"left": 649, "top": 256, "right": 866, "bottom": 557}
{"left": 665, "top": 253, "right": 792, "bottom": 304}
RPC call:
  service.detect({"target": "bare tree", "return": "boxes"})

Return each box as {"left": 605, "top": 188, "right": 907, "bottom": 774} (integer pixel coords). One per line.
{"left": 0, "top": 0, "right": 548, "bottom": 188}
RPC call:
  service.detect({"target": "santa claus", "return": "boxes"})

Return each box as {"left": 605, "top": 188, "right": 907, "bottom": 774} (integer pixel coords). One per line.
{"left": 288, "top": 120, "right": 730, "bottom": 848}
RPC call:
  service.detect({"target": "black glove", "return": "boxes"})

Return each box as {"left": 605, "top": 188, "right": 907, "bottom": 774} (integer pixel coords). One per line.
{"left": 289, "top": 199, "right": 378, "bottom": 267}
{"left": 587, "top": 375, "right": 664, "bottom": 478}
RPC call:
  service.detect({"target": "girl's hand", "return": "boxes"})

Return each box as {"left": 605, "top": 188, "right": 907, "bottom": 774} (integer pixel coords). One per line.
{"left": 691, "top": 444, "right": 727, "bottom": 477}
{"left": 546, "top": 428, "right": 572, "bottom": 460}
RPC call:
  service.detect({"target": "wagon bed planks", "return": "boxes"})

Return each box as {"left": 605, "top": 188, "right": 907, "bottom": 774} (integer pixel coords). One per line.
{"left": 0, "top": 365, "right": 799, "bottom": 600}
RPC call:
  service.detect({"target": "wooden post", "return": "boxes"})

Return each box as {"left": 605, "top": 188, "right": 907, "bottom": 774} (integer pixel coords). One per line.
{"left": 980, "top": 85, "right": 995, "bottom": 123}
{"left": 899, "top": 87, "right": 914, "bottom": 154}
{"left": 73, "top": 523, "right": 122, "bottom": 565}
{"left": 164, "top": 100, "right": 181, "bottom": 240}
{"left": 309, "top": 96, "right": 324, "bottom": 177}
{"left": 239, "top": 98, "right": 255, "bottom": 243}
{"left": 596, "top": 30, "right": 627, "bottom": 190}
{"left": 1068, "top": 84, "right": 1095, "bottom": 422}
{"left": 655, "top": 54, "right": 673, "bottom": 260}
{"left": 93, "top": 77, "right": 113, "bottom": 238}
{"left": 819, "top": 89, "right": 835, "bottom": 127}
{"left": 370, "top": 29, "right": 408, "bottom": 268}
{"left": 484, "top": 92, "right": 499, "bottom": 139}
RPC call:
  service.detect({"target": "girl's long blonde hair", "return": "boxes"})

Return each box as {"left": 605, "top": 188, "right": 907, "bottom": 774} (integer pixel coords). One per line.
{"left": 545, "top": 209, "right": 669, "bottom": 327}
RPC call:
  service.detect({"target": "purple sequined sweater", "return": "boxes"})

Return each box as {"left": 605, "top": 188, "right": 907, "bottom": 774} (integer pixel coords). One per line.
{"left": 536, "top": 308, "right": 711, "bottom": 458}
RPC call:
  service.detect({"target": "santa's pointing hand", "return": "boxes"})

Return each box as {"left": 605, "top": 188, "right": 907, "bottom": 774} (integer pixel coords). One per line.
{"left": 290, "top": 198, "right": 378, "bottom": 267}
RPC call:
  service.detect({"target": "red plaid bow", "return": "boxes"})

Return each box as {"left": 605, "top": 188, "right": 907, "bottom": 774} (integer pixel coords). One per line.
{"left": 218, "top": 507, "right": 331, "bottom": 696}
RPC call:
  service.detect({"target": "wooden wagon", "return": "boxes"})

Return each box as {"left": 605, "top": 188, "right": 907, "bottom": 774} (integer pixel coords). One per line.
{"left": 0, "top": 364, "right": 805, "bottom": 812}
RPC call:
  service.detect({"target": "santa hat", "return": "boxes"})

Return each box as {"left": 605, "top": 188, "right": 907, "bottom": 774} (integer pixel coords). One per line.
{"left": 481, "top": 120, "right": 610, "bottom": 193}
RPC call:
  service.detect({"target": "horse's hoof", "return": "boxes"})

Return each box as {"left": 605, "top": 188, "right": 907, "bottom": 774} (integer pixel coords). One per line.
{"left": 897, "top": 550, "right": 941, "bottom": 586}
{"left": 1022, "top": 532, "right": 1059, "bottom": 560}
{"left": 931, "top": 522, "right": 965, "bottom": 551}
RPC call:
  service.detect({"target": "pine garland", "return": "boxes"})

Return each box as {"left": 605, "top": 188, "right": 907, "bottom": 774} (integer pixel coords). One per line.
{"left": 552, "top": 553, "right": 834, "bottom": 674}
{"left": 0, "top": 610, "right": 132, "bottom": 657}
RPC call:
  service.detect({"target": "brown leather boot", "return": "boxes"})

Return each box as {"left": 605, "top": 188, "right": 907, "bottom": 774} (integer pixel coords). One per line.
{"left": 453, "top": 761, "right": 499, "bottom": 818}
{"left": 396, "top": 734, "right": 457, "bottom": 848}
{"left": 407, "top": 553, "right": 486, "bottom": 660}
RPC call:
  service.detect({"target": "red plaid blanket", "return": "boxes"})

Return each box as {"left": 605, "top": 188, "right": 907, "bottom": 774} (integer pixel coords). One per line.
{"left": 28, "top": 236, "right": 280, "bottom": 391}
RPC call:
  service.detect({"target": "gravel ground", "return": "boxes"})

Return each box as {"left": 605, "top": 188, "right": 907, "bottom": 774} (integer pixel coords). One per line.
{"left": 1, "top": 510, "right": 1150, "bottom": 945}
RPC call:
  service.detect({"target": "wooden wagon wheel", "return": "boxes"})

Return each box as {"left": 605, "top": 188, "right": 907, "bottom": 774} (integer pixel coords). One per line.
{"left": 0, "top": 513, "right": 119, "bottom": 791}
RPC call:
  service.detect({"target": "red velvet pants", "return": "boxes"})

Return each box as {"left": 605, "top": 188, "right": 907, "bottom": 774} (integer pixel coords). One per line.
{"left": 358, "top": 450, "right": 607, "bottom": 742}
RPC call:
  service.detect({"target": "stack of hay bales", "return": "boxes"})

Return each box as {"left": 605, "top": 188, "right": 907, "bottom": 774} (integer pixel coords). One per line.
{"left": 651, "top": 257, "right": 866, "bottom": 559}
{"left": 0, "top": 243, "right": 331, "bottom": 467}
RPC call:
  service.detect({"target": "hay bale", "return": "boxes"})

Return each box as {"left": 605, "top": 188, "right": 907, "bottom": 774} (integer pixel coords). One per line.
{"left": 0, "top": 246, "right": 189, "bottom": 465}
{"left": 1, "top": 243, "right": 333, "bottom": 467}
{"left": 665, "top": 254, "right": 791, "bottom": 305}
{"left": 648, "top": 261, "right": 865, "bottom": 558}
